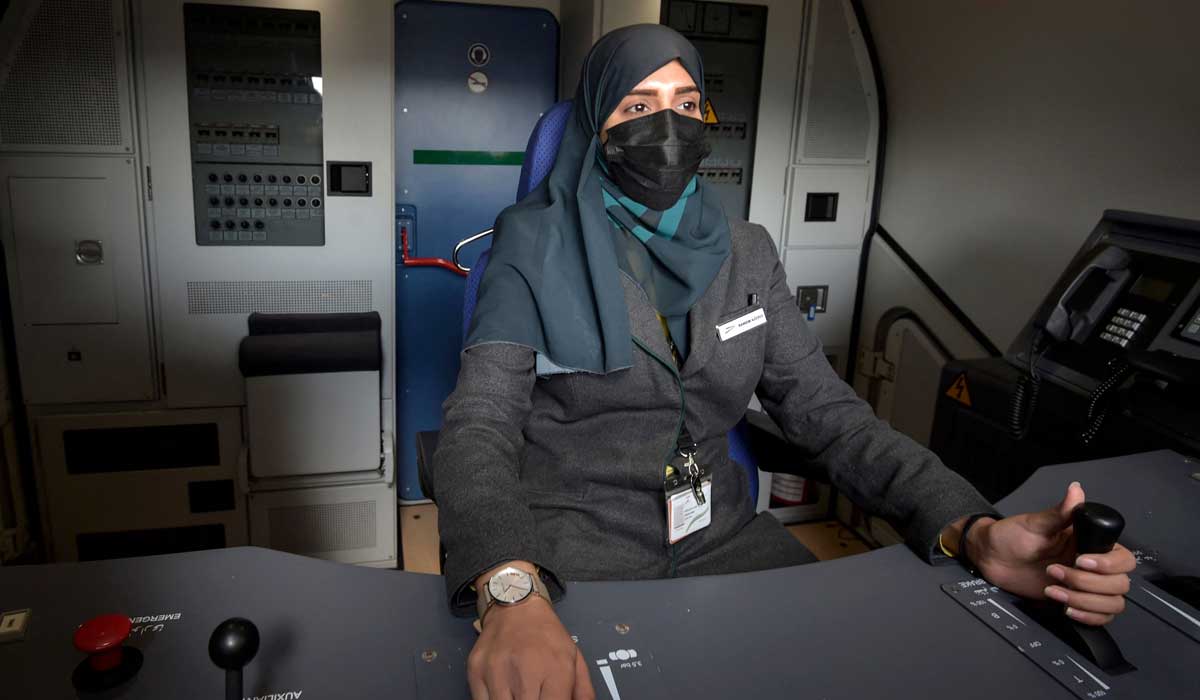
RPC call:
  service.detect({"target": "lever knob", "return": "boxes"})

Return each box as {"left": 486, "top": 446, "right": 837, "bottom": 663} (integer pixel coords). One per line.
{"left": 208, "top": 617, "right": 260, "bottom": 670}
{"left": 72, "top": 614, "right": 143, "bottom": 692}
{"left": 74, "top": 614, "right": 131, "bottom": 672}
{"left": 1072, "top": 502, "right": 1125, "bottom": 555}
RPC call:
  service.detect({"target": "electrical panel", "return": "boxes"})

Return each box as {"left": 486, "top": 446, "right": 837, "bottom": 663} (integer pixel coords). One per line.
{"left": 184, "top": 4, "right": 325, "bottom": 245}
{"left": 665, "top": 1, "right": 767, "bottom": 220}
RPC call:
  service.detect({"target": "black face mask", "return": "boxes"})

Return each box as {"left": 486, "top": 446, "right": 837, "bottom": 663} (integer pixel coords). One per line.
{"left": 602, "top": 109, "right": 711, "bottom": 211}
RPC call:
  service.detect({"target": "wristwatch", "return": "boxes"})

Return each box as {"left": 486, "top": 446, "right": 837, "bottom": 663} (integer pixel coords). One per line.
{"left": 476, "top": 566, "right": 550, "bottom": 624}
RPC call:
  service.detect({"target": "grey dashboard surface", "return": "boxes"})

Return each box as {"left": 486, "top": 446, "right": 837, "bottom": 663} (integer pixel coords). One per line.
{"left": 0, "top": 450, "right": 1196, "bottom": 698}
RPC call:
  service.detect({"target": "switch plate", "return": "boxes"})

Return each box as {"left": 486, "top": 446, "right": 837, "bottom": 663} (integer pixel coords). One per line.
{"left": 797, "top": 285, "right": 829, "bottom": 313}
{"left": 0, "top": 609, "right": 31, "bottom": 643}
{"left": 327, "top": 161, "right": 372, "bottom": 196}
{"left": 804, "top": 192, "right": 839, "bottom": 222}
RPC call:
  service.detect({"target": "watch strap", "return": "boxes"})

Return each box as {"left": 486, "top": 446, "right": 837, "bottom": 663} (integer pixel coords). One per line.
{"left": 957, "top": 513, "right": 997, "bottom": 574}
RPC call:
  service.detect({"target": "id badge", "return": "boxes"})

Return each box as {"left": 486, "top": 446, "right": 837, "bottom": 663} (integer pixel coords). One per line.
{"left": 664, "top": 461, "right": 712, "bottom": 545}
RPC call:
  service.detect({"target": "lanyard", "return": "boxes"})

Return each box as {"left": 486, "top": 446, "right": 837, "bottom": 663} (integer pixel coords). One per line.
{"left": 655, "top": 314, "right": 706, "bottom": 506}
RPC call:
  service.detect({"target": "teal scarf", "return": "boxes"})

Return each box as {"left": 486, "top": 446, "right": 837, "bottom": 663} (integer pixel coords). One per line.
{"left": 601, "top": 174, "right": 730, "bottom": 360}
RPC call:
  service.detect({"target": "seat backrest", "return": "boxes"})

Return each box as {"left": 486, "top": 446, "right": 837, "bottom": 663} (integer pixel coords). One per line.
{"left": 463, "top": 101, "right": 573, "bottom": 338}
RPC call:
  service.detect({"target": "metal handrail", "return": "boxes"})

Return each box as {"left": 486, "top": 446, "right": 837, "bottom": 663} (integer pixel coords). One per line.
{"left": 452, "top": 228, "right": 494, "bottom": 272}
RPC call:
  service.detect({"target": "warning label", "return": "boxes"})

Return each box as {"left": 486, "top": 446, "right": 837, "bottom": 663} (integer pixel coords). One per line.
{"left": 945, "top": 374, "right": 972, "bottom": 407}
{"left": 703, "top": 99, "right": 719, "bottom": 124}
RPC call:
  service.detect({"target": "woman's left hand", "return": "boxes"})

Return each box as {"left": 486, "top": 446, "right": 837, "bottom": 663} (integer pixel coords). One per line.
{"left": 963, "top": 482, "right": 1137, "bottom": 626}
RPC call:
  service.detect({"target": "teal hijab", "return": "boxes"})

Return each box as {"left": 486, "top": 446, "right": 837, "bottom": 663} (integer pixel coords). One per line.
{"left": 601, "top": 174, "right": 729, "bottom": 360}
{"left": 465, "top": 24, "right": 730, "bottom": 374}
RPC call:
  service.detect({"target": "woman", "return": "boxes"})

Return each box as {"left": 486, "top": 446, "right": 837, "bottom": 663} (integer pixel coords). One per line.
{"left": 432, "top": 24, "right": 1134, "bottom": 700}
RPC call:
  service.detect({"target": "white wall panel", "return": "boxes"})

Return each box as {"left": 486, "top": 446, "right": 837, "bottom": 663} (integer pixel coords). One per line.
{"left": 852, "top": 235, "right": 992, "bottom": 397}
{"left": 780, "top": 246, "right": 859, "bottom": 350}
{"left": 784, "top": 164, "right": 870, "bottom": 248}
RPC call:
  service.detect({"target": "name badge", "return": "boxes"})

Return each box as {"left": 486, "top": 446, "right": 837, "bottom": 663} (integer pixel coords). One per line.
{"left": 716, "top": 307, "right": 766, "bottom": 341}
{"left": 667, "top": 479, "right": 712, "bottom": 544}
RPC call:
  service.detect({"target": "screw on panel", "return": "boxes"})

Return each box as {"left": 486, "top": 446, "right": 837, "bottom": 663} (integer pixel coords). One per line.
{"left": 422, "top": 650, "right": 437, "bottom": 663}
{"left": 614, "top": 623, "right": 630, "bottom": 635}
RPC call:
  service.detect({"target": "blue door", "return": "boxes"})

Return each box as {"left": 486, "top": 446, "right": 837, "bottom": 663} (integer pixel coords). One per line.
{"left": 395, "top": 1, "right": 558, "bottom": 501}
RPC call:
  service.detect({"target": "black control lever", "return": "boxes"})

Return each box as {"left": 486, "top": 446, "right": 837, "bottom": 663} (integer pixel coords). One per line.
{"left": 209, "top": 618, "right": 260, "bottom": 700}
{"left": 1073, "top": 502, "right": 1124, "bottom": 554}
{"left": 1022, "top": 503, "right": 1135, "bottom": 675}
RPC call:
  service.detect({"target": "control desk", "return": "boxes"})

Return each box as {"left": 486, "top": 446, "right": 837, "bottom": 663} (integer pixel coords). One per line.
{"left": 1, "top": 450, "right": 1197, "bottom": 698}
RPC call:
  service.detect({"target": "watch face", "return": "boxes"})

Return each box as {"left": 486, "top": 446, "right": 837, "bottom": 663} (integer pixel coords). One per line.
{"left": 488, "top": 568, "right": 534, "bottom": 605}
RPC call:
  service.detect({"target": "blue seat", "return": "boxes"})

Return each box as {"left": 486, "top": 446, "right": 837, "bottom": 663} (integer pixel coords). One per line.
{"left": 462, "top": 101, "right": 763, "bottom": 506}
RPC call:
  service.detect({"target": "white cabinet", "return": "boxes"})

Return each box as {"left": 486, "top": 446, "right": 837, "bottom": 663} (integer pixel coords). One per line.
{"left": 0, "top": 155, "right": 155, "bottom": 403}
{"left": 35, "top": 408, "right": 247, "bottom": 561}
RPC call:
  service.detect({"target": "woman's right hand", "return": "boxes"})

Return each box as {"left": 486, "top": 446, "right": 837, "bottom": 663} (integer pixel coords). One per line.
{"left": 468, "top": 594, "right": 595, "bottom": 700}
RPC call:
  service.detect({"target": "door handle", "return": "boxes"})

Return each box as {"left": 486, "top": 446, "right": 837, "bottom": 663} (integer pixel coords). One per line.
{"left": 74, "top": 240, "right": 104, "bottom": 265}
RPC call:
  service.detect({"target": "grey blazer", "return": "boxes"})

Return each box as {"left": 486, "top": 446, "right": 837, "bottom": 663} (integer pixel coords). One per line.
{"left": 430, "top": 220, "right": 994, "bottom": 615}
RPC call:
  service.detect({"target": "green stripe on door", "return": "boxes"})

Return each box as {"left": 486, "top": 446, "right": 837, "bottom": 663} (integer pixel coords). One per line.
{"left": 412, "top": 150, "right": 525, "bottom": 166}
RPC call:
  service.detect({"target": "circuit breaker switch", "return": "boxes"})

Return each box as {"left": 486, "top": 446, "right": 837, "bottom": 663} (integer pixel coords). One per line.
{"left": 797, "top": 286, "right": 829, "bottom": 314}
{"left": 0, "top": 609, "right": 31, "bottom": 643}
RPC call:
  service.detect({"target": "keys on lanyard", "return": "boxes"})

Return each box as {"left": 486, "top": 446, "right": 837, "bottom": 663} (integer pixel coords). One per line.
{"left": 664, "top": 435, "right": 713, "bottom": 545}
{"left": 679, "top": 445, "right": 706, "bottom": 506}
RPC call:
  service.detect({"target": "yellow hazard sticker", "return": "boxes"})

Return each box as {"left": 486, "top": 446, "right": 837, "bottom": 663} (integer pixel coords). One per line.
{"left": 703, "top": 98, "right": 719, "bottom": 124}
{"left": 945, "top": 373, "right": 972, "bottom": 407}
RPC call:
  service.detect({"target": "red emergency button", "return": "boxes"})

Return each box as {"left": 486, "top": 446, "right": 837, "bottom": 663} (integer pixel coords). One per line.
{"left": 74, "top": 614, "right": 131, "bottom": 672}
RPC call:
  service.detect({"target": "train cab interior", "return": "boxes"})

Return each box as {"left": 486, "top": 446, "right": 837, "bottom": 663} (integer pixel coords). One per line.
{"left": 0, "top": 1, "right": 1197, "bottom": 698}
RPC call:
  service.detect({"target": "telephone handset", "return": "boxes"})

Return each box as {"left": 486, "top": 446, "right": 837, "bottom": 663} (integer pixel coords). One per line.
{"left": 1012, "top": 246, "right": 1134, "bottom": 442}
{"left": 1043, "top": 246, "right": 1132, "bottom": 344}
{"left": 1007, "top": 210, "right": 1200, "bottom": 452}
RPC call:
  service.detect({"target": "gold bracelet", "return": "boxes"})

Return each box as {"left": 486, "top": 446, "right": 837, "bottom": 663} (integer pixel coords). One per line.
{"left": 938, "top": 531, "right": 956, "bottom": 558}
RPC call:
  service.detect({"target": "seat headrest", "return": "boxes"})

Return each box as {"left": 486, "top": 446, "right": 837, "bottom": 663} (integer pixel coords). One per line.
{"left": 516, "top": 100, "right": 573, "bottom": 201}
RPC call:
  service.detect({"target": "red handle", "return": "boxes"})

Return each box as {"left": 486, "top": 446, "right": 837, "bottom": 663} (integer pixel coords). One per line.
{"left": 400, "top": 225, "right": 467, "bottom": 277}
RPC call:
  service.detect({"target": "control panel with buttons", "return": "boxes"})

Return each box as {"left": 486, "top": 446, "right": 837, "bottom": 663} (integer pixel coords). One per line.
{"left": 1099, "top": 307, "right": 1146, "bottom": 348}
{"left": 193, "top": 167, "right": 324, "bottom": 245}
{"left": 184, "top": 4, "right": 324, "bottom": 246}
{"left": 1180, "top": 303, "right": 1200, "bottom": 345}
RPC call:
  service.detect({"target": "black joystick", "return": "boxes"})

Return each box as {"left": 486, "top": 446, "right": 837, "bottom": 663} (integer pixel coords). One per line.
{"left": 1067, "top": 502, "right": 1134, "bottom": 673}
{"left": 209, "top": 618, "right": 260, "bottom": 700}
{"left": 1073, "top": 502, "right": 1125, "bottom": 556}
{"left": 1022, "top": 502, "right": 1134, "bottom": 675}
